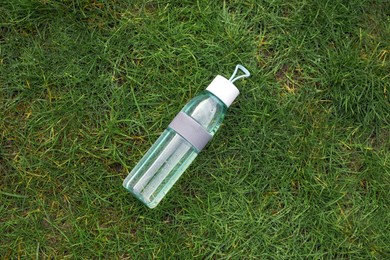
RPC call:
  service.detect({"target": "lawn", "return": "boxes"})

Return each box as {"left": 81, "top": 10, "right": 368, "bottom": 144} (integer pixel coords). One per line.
{"left": 1, "top": 0, "right": 389, "bottom": 258}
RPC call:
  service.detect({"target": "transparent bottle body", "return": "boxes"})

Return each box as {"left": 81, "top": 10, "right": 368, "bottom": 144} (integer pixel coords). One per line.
{"left": 123, "top": 91, "right": 227, "bottom": 208}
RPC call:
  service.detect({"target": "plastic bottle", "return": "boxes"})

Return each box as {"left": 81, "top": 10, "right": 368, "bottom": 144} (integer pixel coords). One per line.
{"left": 123, "top": 65, "right": 250, "bottom": 208}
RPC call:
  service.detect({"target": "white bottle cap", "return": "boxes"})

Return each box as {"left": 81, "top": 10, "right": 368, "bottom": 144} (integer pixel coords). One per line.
{"left": 206, "top": 75, "right": 239, "bottom": 107}
{"left": 205, "top": 64, "right": 250, "bottom": 107}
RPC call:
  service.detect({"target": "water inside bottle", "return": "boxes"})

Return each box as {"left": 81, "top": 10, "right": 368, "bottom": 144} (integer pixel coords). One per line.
{"left": 123, "top": 128, "right": 198, "bottom": 208}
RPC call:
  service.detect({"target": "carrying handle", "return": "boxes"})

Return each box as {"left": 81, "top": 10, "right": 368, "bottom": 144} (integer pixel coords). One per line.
{"left": 229, "top": 64, "right": 251, "bottom": 83}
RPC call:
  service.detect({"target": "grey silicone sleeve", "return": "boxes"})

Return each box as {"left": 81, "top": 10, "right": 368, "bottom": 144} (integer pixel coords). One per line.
{"left": 168, "top": 112, "right": 212, "bottom": 152}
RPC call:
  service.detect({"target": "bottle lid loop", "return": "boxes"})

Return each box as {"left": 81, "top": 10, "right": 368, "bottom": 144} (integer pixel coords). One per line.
{"left": 229, "top": 64, "right": 251, "bottom": 83}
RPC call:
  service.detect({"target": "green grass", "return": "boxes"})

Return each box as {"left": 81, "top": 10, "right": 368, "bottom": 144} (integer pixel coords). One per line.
{"left": 1, "top": 0, "right": 389, "bottom": 258}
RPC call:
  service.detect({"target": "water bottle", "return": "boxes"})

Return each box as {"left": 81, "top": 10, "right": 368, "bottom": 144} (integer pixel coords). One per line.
{"left": 123, "top": 65, "right": 250, "bottom": 208}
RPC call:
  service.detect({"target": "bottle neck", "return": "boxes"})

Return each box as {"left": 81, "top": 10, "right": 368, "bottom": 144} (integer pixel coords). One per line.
{"left": 204, "top": 90, "right": 228, "bottom": 110}
{"left": 181, "top": 91, "right": 227, "bottom": 135}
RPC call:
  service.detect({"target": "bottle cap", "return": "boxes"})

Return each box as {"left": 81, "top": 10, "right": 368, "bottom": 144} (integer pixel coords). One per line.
{"left": 206, "top": 76, "right": 239, "bottom": 107}
{"left": 206, "top": 64, "right": 250, "bottom": 107}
